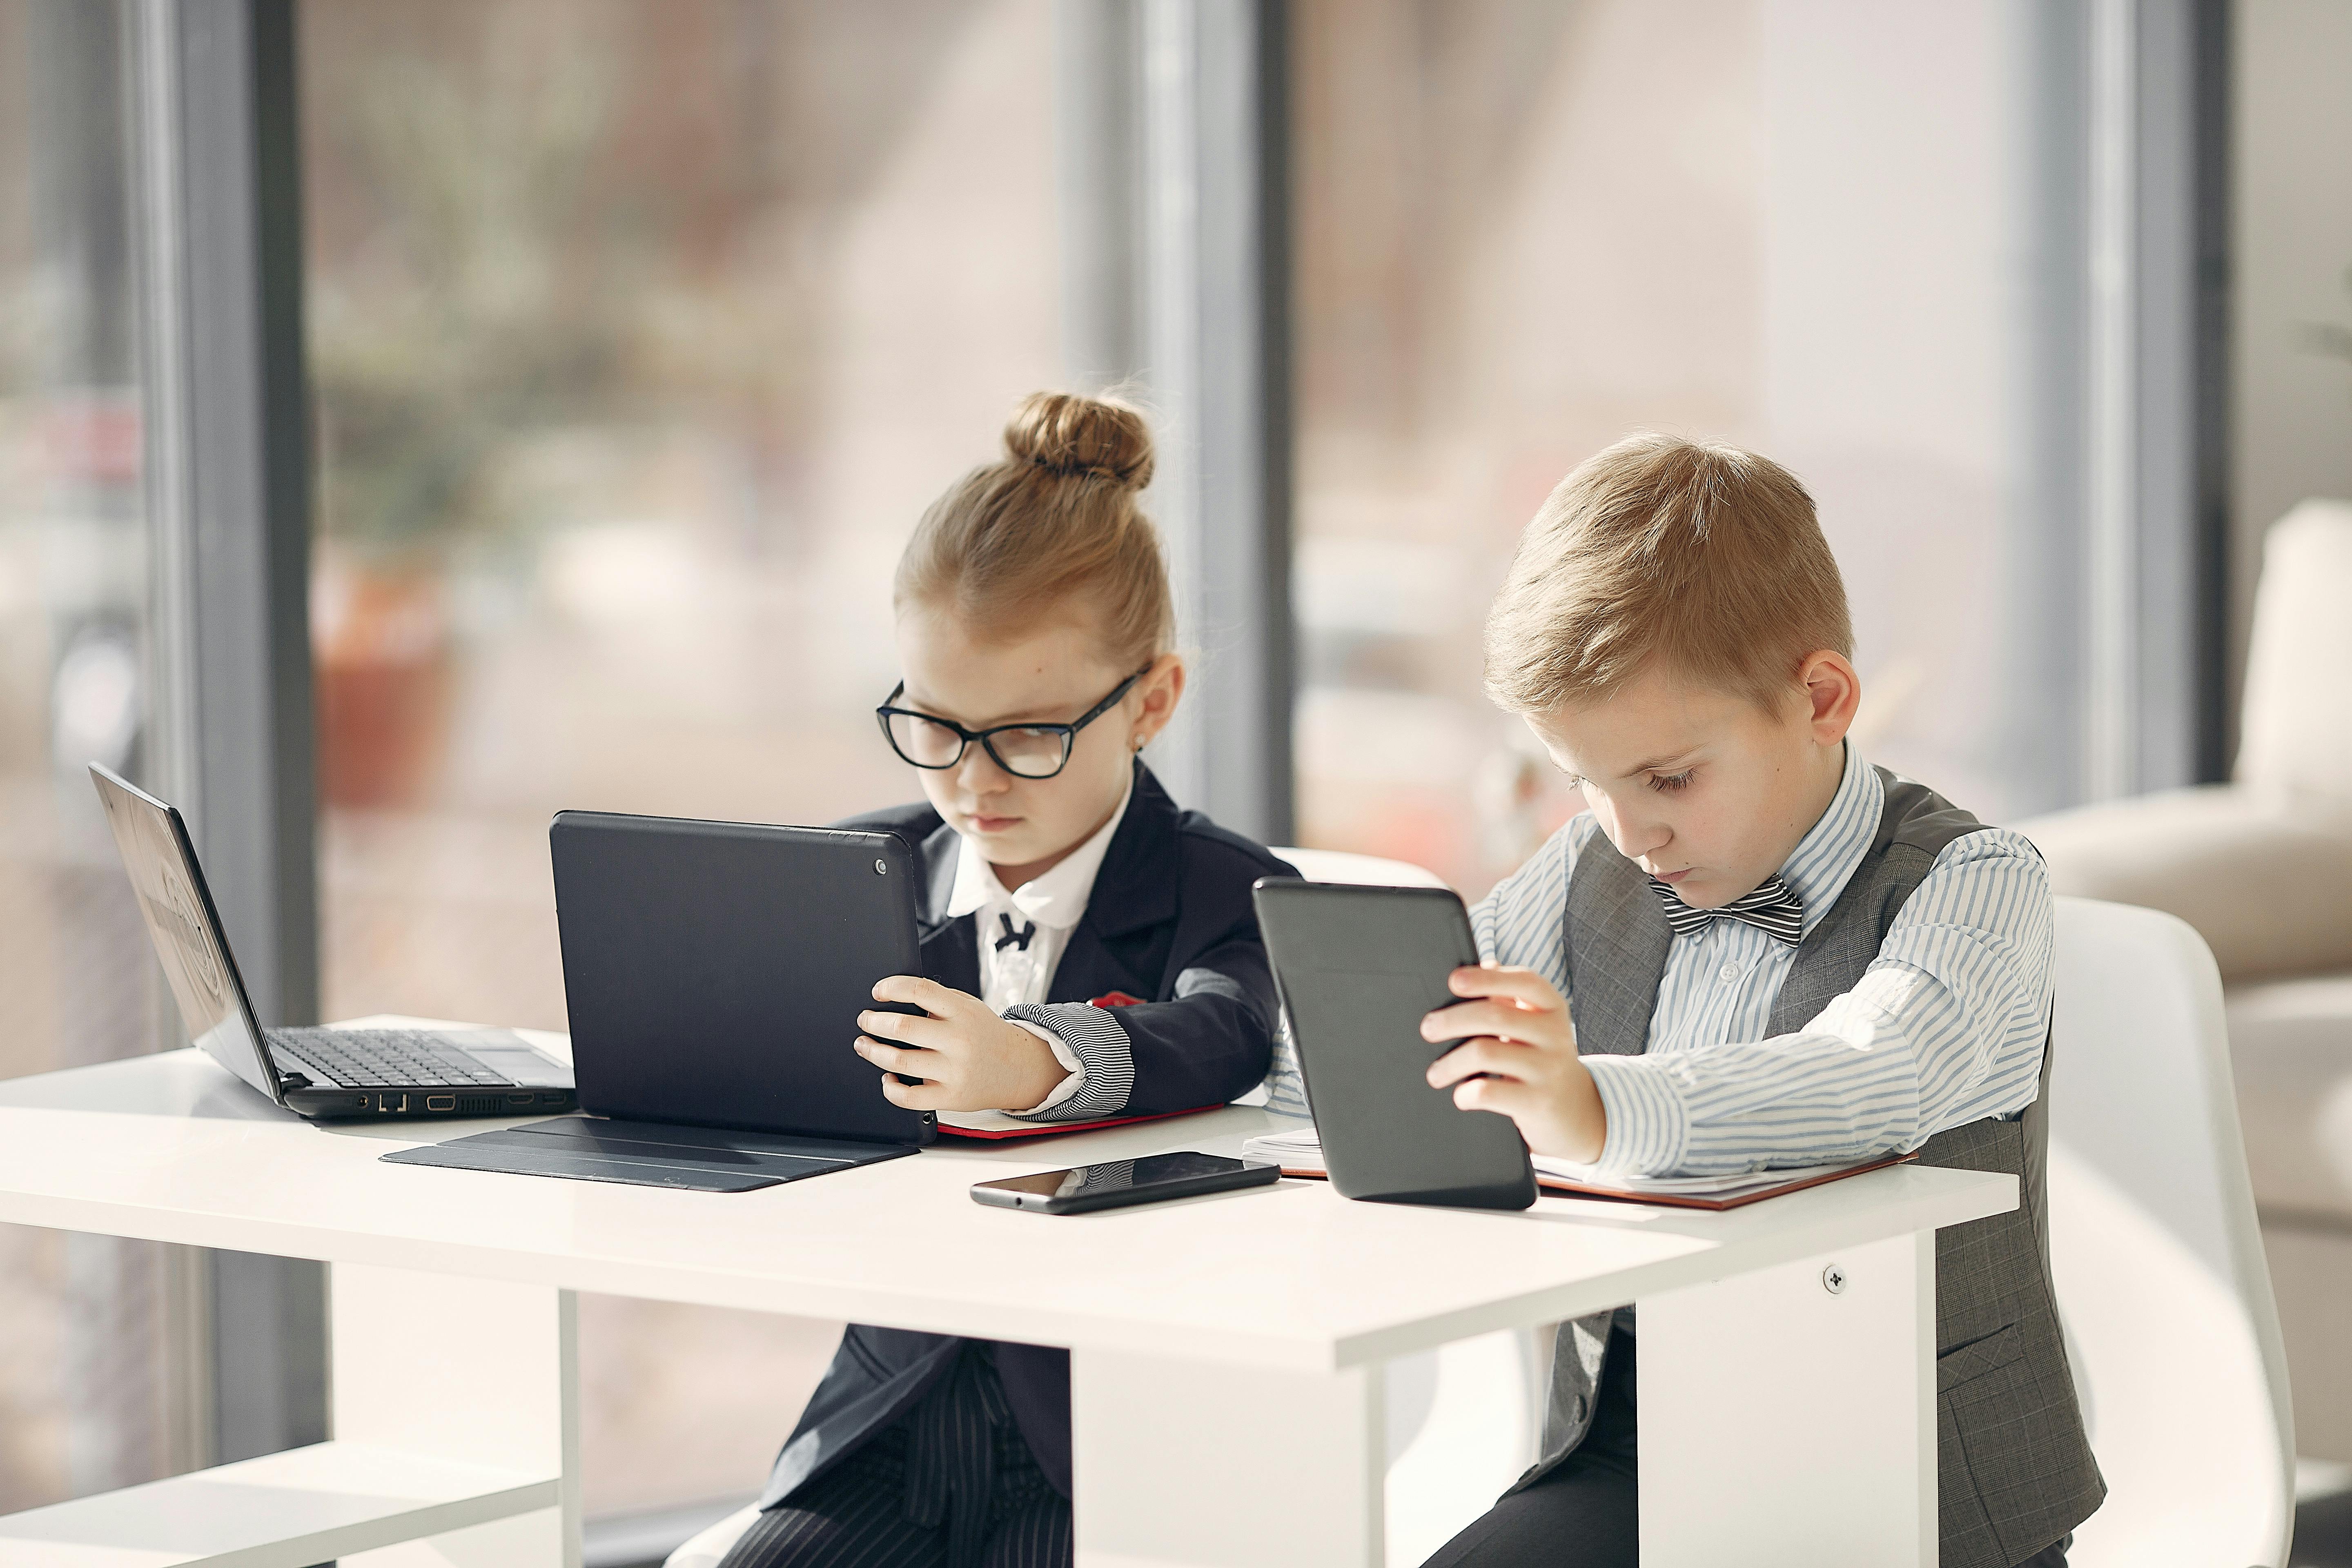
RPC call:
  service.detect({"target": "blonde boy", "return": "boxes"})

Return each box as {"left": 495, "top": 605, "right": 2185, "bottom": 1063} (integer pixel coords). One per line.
{"left": 1418, "top": 436, "right": 2101, "bottom": 1568}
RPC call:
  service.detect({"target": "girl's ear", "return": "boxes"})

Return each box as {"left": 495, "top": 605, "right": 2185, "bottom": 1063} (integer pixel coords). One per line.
{"left": 1129, "top": 653, "right": 1186, "bottom": 748}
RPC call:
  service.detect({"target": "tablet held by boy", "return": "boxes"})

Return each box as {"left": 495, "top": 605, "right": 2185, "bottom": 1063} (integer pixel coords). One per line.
{"left": 1420, "top": 435, "right": 2102, "bottom": 1568}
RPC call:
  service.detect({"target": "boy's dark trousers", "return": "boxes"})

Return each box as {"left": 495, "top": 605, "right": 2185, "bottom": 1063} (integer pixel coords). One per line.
{"left": 1423, "top": 1327, "right": 2071, "bottom": 1568}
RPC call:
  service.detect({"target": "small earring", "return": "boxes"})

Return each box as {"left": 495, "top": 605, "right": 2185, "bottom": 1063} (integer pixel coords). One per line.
{"left": 1132, "top": 736, "right": 1146, "bottom": 752}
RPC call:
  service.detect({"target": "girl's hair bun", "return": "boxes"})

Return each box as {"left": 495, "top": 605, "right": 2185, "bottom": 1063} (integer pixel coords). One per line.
{"left": 899, "top": 388, "right": 1175, "bottom": 669}
{"left": 1003, "top": 390, "right": 1154, "bottom": 492}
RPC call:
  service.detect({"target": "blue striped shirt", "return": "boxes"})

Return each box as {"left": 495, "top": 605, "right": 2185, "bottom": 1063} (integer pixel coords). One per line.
{"left": 1470, "top": 746, "right": 2052, "bottom": 1176}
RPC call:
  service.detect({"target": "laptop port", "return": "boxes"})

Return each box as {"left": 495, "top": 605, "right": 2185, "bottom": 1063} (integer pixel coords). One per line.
{"left": 424, "top": 1094, "right": 456, "bottom": 1112}
{"left": 541, "top": 1091, "right": 569, "bottom": 1104}
{"left": 506, "top": 1092, "right": 534, "bottom": 1106}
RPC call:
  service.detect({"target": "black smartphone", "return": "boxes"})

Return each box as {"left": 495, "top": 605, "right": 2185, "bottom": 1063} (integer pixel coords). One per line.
{"left": 970, "top": 1151, "right": 1280, "bottom": 1215}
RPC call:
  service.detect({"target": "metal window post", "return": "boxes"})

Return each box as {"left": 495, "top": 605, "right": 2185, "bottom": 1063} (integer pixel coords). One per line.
{"left": 1055, "top": 0, "right": 1294, "bottom": 843}
{"left": 130, "top": 0, "right": 325, "bottom": 1468}
{"left": 2083, "top": 0, "right": 2232, "bottom": 798}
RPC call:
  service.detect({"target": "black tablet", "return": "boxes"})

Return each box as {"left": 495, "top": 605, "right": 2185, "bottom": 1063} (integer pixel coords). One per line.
{"left": 550, "top": 812, "right": 933, "bottom": 1146}
{"left": 1252, "top": 879, "right": 1537, "bottom": 1210}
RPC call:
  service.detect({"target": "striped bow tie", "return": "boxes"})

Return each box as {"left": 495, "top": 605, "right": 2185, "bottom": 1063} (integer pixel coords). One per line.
{"left": 1648, "top": 875, "right": 1805, "bottom": 947}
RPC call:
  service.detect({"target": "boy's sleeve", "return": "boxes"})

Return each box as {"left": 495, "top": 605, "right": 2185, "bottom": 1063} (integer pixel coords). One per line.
{"left": 1579, "top": 829, "right": 2055, "bottom": 1176}
{"left": 1474, "top": 817, "right": 1586, "bottom": 987}
{"left": 1002, "top": 916, "right": 1281, "bottom": 1122}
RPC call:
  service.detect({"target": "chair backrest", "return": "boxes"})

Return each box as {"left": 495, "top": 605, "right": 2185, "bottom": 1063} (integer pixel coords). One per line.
{"left": 1270, "top": 846, "right": 1452, "bottom": 890}
{"left": 2047, "top": 896, "right": 2295, "bottom": 1567}
{"left": 2238, "top": 498, "right": 2352, "bottom": 798}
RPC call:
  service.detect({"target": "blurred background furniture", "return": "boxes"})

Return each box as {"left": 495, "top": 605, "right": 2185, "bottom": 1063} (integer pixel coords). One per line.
{"left": 2024, "top": 500, "right": 2352, "bottom": 1486}
{"left": 2047, "top": 897, "right": 2294, "bottom": 1567}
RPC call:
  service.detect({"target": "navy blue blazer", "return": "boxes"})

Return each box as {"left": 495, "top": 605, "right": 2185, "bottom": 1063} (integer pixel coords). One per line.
{"left": 757, "top": 762, "right": 1295, "bottom": 1506}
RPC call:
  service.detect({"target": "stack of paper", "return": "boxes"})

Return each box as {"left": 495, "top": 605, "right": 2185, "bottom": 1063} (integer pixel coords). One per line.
{"left": 1239, "top": 1123, "right": 1903, "bottom": 1210}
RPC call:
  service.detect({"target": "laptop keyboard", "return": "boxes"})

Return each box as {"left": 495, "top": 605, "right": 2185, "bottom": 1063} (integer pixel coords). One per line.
{"left": 268, "top": 1027, "right": 514, "bottom": 1088}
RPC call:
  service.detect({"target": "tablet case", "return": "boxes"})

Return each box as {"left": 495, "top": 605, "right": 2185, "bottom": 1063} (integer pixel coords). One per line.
{"left": 550, "top": 812, "right": 934, "bottom": 1147}
{"left": 1252, "top": 879, "right": 1538, "bottom": 1210}
{"left": 382, "top": 1115, "right": 917, "bottom": 1192}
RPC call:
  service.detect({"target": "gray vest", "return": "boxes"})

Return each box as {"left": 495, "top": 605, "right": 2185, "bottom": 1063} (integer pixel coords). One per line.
{"left": 1528, "top": 769, "right": 2104, "bottom": 1568}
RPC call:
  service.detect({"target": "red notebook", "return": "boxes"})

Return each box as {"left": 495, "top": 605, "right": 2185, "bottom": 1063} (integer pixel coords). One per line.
{"left": 1261, "top": 1152, "right": 1912, "bottom": 1209}
{"left": 935, "top": 1104, "right": 1222, "bottom": 1141}
{"left": 1242, "top": 1123, "right": 1916, "bottom": 1211}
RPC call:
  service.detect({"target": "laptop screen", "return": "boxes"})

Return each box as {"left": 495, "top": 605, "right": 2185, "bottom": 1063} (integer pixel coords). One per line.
{"left": 90, "top": 765, "right": 283, "bottom": 1103}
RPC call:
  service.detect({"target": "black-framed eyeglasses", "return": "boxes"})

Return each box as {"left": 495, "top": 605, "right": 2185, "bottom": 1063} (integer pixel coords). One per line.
{"left": 876, "top": 665, "right": 1152, "bottom": 780}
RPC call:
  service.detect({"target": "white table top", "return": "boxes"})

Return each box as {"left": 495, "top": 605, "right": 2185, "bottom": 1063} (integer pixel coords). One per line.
{"left": 0, "top": 1033, "right": 2015, "bottom": 1374}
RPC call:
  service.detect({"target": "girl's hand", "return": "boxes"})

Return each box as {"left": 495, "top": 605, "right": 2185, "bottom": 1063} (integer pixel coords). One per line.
{"left": 1421, "top": 962, "right": 1608, "bottom": 1162}
{"left": 854, "top": 975, "right": 1069, "bottom": 1113}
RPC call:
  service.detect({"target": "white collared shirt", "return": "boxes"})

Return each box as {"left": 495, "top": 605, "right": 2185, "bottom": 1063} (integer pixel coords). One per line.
{"left": 1468, "top": 744, "right": 2054, "bottom": 1176}
{"left": 944, "top": 778, "right": 1134, "bottom": 1113}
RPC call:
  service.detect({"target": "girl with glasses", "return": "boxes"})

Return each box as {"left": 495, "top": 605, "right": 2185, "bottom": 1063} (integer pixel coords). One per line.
{"left": 723, "top": 392, "right": 1295, "bottom": 1568}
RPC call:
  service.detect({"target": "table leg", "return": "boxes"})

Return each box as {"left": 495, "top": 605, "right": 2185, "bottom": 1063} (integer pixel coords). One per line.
{"left": 1071, "top": 1348, "right": 1385, "bottom": 1568}
{"left": 1637, "top": 1230, "right": 1935, "bottom": 1567}
{"left": 331, "top": 1263, "right": 581, "bottom": 1568}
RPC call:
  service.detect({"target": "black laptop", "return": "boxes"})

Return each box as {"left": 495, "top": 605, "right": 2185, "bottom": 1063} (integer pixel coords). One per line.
{"left": 91, "top": 763, "right": 578, "bottom": 1120}
{"left": 380, "top": 810, "right": 935, "bottom": 1193}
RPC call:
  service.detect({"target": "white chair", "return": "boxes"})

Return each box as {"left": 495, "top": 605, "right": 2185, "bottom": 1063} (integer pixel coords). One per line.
{"left": 2024, "top": 500, "right": 2352, "bottom": 1470}
{"left": 1272, "top": 845, "right": 1451, "bottom": 891}
{"left": 2047, "top": 896, "right": 2296, "bottom": 1567}
{"left": 669, "top": 1504, "right": 757, "bottom": 1568}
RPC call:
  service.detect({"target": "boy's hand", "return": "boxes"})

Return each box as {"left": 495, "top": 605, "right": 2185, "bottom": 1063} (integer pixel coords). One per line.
{"left": 1422, "top": 963, "right": 1608, "bottom": 1163}
{"left": 854, "top": 975, "right": 1069, "bottom": 1113}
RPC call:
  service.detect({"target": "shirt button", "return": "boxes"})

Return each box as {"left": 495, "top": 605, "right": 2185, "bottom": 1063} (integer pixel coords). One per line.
{"left": 1719, "top": 964, "right": 1741, "bottom": 984}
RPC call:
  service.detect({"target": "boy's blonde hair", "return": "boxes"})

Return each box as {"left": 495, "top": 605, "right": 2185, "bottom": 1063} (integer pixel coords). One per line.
{"left": 896, "top": 390, "right": 1174, "bottom": 670}
{"left": 1483, "top": 433, "right": 1853, "bottom": 715}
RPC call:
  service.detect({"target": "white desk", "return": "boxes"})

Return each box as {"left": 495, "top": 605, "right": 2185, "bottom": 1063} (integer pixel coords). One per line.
{"left": 0, "top": 1033, "right": 2012, "bottom": 1568}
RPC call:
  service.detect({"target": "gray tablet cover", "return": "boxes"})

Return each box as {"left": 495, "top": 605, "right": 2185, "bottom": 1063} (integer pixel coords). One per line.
{"left": 1252, "top": 880, "right": 1536, "bottom": 1210}
{"left": 382, "top": 1116, "right": 915, "bottom": 1192}
{"left": 550, "top": 812, "right": 932, "bottom": 1146}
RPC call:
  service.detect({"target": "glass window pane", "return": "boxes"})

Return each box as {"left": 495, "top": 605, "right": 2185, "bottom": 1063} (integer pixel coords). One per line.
{"left": 298, "top": 0, "right": 1062, "bottom": 1520}
{"left": 0, "top": 0, "right": 180, "bottom": 1510}
{"left": 1293, "top": 1, "right": 2078, "bottom": 896}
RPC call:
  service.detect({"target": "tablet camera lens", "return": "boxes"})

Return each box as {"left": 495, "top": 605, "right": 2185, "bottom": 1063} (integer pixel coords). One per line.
{"left": 874, "top": 859, "right": 887, "bottom": 874}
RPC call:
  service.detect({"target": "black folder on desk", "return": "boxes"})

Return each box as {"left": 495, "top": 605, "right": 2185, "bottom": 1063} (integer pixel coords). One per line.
{"left": 383, "top": 1116, "right": 916, "bottom": 1193}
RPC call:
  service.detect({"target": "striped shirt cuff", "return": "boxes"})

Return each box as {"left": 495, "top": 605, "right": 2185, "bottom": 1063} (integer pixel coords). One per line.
{"left": 1007, "top": 1020, "right": 1085, "bottom": 1114}
{"left": 1003, "top": 1002, "right": 1136, "bottom": 1120}
{"left": 1582, "top": 1055, "right": 1691, "bottom": 1176}
{"left": 1259, "top": 1010, "right": 1312, "bottom": 1119}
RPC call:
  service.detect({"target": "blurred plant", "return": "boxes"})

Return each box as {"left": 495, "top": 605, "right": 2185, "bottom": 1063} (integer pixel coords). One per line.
{"left": 307, "top": 5, "right": 644, "bottom": 560}
{"left": 304, "top": 0, "right": 981, "bottom": 566}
